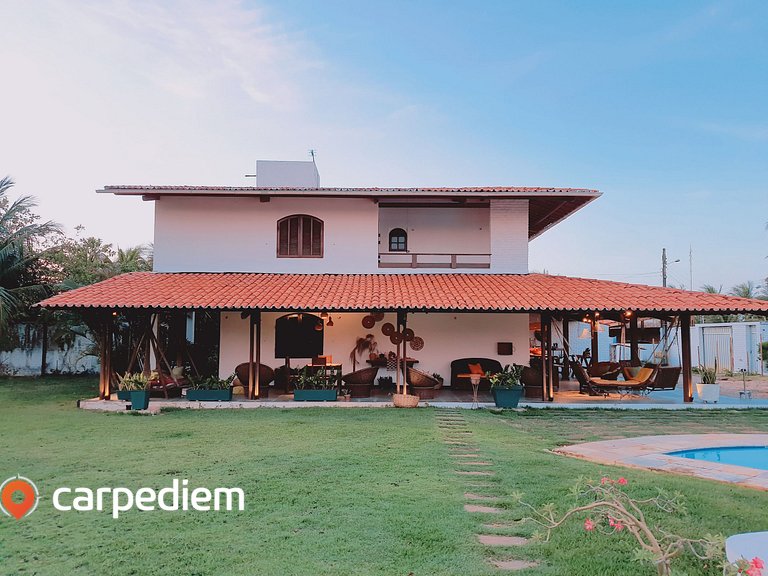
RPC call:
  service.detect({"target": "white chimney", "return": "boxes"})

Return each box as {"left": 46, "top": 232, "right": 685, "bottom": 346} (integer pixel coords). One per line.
{"left": 255, "top": 160, "right": 320, "bottom": 188}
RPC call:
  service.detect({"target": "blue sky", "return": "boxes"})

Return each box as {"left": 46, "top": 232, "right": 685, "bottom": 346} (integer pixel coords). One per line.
{"left": 0, "top": 0, "right": 765, "bottom": 290}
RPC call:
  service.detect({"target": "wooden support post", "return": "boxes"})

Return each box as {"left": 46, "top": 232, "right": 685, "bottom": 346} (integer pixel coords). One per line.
{"left": 546, "top": 315, "right": 555, "bottom": 401}
{"left": 248, "top": 312, "right": 256, "bottom": 400}
{"left": 541, "top": 315, "right": 548, "bottom": 401}
{"left": 561, "top": 316, "right": 570, "bottom": 380}
{"left": 629, "top": 314, "right": 640, "bottom": 365}
{"left": 99, "top": 315, "right": 112, "bottom": 400}
{"left": 680, "top": 313, "right": 693, "bottom": 403}
{"left": 590, "top": 317, "right": 599, "bottom": 366}
{"left": 254, "top": 311, "right": 262, "bottom": 399}
{"left": 175, "top": 312, "right": 185, "bottom": 368}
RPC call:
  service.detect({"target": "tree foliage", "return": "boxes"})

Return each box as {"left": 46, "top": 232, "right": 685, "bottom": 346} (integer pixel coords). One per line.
{"left": 0, "top": 176, "right": 62, "bottom": 339}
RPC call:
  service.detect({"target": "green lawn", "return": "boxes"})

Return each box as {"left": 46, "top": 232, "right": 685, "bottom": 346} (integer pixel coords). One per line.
{"left": 1, "top": 377, "right": 768, "bottom": 575}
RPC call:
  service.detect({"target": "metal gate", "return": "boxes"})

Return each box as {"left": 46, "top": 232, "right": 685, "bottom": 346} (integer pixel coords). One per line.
{"left": 700, "top": 326, "right": 733, "bottom": 371}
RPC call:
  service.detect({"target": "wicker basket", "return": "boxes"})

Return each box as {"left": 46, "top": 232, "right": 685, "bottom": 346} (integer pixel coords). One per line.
{"left": 392, "top": 393, "right": 420, "bottom": 408}
{"left": 341, "top": 366, "right": 378, "bottom": 386}
{"left": 407, "top": 367, "right": 439, "bottom": 389}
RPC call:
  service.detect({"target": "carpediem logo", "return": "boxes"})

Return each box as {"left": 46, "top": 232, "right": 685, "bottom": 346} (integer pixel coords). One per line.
{"left": 0, "top": 476, "right": 39, "bottom": 520}
{"left": 53, "top": 478, "right": 245, "bottom": 518}
{"left": 1, "top": 477, "right": 244, "bottom": 520}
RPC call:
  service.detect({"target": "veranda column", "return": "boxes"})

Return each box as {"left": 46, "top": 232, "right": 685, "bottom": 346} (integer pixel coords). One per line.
{"left": 629, "top": 314, "right": 640, "bottom": 365}
{"left": 680, "top": 313, "right": 693, "bottom": 403}
{"left": 590, "top": 316, "right": 599, "bottom": 366}
{"left": 560, "top": 316, "right": 570, "bottom": 380}
{"left": 98, "top": 313, "right": 113, "bottom": 400}
{"left": 546, "top": 315, "right": 555, "bottom": 401}
{"left": 254, "top": 311, "right": 262, "bottom": 399}
{"left": 541, "top": 314, "right": 548, "bottom": 400}
{"left": 248, "top": 312, "right": 256, "bottom": 400}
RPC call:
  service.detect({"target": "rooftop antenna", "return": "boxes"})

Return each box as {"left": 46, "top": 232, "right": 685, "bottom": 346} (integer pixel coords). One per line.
{"left": 309, "top": 149, "right": 317, "bottom": 163}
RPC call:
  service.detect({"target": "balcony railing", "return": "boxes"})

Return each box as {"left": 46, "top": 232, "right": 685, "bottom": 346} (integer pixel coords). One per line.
{"left": 378, "top": 252, "right": 491, "bottom": 269}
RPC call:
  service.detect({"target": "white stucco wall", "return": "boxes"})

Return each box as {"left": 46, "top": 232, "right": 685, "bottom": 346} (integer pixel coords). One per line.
{"left": 489, "top": 199, "right": 529, "bottom": 273}
{"left": 378, "top": 207, "right": 490, "bottom": 255}
{"left": 218, "top": 311, "right": 529, "bottom": 383}
{"left": 153, "top": 196, "right": 531, "bottom": 274}
{"left": 153, "top": 196, "right": 380, "bottom": 273}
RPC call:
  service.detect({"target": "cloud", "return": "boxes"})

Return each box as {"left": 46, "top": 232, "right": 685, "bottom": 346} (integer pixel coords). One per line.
{"left": 697, "top": 121, "right": 768, "bottom": 142}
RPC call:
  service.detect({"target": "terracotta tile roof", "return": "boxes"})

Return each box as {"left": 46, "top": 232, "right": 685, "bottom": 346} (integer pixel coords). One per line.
{"left": 103, "top": 186, "right": 599, "bottom": 196}
{"left": 37, "top": 272, "right": 768, "bottom": 314}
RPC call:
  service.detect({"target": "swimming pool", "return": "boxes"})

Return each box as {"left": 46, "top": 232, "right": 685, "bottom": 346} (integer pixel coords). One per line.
{"left": 668, "top": 446, "right": 768, "bottom": 471}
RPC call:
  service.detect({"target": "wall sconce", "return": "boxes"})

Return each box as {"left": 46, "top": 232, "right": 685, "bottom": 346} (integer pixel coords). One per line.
{"left": 326, "top": 316, "right": 334, "bottom": 327}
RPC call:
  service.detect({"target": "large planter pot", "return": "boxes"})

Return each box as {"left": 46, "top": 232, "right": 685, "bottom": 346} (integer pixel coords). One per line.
{"left": 293, "top": 389, "right": 338, "bottom": 402}
{"left": 116, "top": 390, "right": 131, "bottom": 401}
{"left": 696, "top": 383, "right": 720, "bottom": 403}
{"left": 412, "top": 386, "right": 436, "bottom": 400}
{"left": 128, "top": 390, "right": 150, "bottom": 411}
{"left": 492, "top": 386, "right": 523, "bottom": 408}
{"left": 349, "top": 383, "right": 372, "bottom": 398}
{"left": 392, "top": 393, "right": 420, "bottom": 408}
{"left": 187, "top": 389, "right": 233, "bottom": 402}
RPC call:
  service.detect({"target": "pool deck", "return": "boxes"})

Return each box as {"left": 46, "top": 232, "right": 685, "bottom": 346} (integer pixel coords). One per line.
{"left": 556, "top": 434, "right": 768, "bottom": 491}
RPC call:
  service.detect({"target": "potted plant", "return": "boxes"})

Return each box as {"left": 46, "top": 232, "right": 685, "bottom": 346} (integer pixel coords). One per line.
{"left": 349, "top": 334, "right": 377, "bottom": 371}
{"left": 488, "top": 364, "right": 524, "bottom": 408}
{"left": 432, "top": 373, "right": 444, "bottom": 389}
{"left": 187, "top": 374, "right": 234, "bottom": 402}
{"left": 121, "top": 373, "right": 150, "bottom": 410}
{"left": 695, "top": 361, "right": 720, "bottom": 403}
{"left": 293, "top": 366, "right": 338, "bottom": 402}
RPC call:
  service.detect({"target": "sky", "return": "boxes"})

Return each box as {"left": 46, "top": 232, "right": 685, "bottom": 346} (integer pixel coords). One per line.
{"left": 0, "top": 0, "right": 766, "bottom": 291}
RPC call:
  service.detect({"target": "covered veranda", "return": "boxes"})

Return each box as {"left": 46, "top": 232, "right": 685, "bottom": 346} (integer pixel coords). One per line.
{"left": 38, "top": 272, "right": 768, "bottom": 406}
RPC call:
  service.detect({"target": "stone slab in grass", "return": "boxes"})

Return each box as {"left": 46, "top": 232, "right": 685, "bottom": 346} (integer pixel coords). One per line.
{"left": 453, "top": 453, "right": 481, "bottom": 458}
{"left": 456, "top": 470, "right": 494, "bottom": 476}
{"left": 465, "top": 493, "right": 500, "bottom": 501}
{"left": 464, "top": 504, "right": 503, "bottom": 513}
{"left": 491, "top": 559, "right": 539, "bottom": 570}
{"left": 462, "top": 461, "right": 493, "bottom": 466}
{"left": 478, "top": 535, "right": 529, "bottom": 546}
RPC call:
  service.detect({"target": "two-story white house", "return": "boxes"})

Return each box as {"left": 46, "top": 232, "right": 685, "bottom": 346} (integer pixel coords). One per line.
{"left": 40, "top": 160, "right": 768, "bottom": 404}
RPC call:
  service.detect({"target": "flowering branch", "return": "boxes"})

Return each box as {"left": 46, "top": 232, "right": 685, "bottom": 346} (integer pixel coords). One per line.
{"left": 515, "top": 476, "right": 724, "bottom": 576}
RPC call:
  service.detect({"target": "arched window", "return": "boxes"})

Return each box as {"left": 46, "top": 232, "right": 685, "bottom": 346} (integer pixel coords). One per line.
{"left": 389, "top": 228, "right": 407, "bottom": 252}
{"left": 277, "top": 215, "right": 323, "bottom": 258}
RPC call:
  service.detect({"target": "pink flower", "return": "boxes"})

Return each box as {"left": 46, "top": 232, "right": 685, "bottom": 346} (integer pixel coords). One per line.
{"left": 752, "top": 558, "right": 765, "bottom": 570}
{"left": 584, "top": 518, "right": 595, "bottom": 531}
{"left": 600, "top": 477, "right": 610, "bottom": 485}
{"left": 608, "top": 517, "right": 615, "bottom": 527}
{"left": 746, "top": 566, "right": 762, "bottom": 576}
{"left": 614, "top": 521, "right": 624, "bottom": 532}
{"left": 617, "top": 477, "right": 628, "bottom": 485}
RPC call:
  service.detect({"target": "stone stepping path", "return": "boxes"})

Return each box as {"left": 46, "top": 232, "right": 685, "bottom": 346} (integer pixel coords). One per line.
{"left": 478, "top": 535, "right": 530, "bottom": 546}
{"left": 433, "top": 409, "right": 540, "bottom": 572}
{"left": 491, "top": 560, "right": 539, "bottom": 571}
{"left": 464, "top": 504, "right": 503, "bottom": 514}
{"left": 465, "top": 493, "right": 500, "bottom": 501}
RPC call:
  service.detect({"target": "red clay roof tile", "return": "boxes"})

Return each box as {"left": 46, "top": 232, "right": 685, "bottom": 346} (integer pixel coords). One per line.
{"left": 36, "top": 272, "right": 768, "bottom": 314}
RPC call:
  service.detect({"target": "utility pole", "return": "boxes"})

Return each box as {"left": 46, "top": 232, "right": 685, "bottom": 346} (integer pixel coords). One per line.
{"left": 661, "top": 248, "right": 680, "bottom": 365}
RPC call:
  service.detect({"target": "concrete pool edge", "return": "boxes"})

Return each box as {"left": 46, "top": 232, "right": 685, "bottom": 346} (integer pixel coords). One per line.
{"left": 555, "top": 434, "right": 768, "bottom": 491}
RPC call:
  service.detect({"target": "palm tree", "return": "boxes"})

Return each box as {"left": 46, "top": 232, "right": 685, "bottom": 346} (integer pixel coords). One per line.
{"left": 0, "top": 176, "right": 61, "bottom": 334}
{"left": 700, "top": 284, "right": 722, "bottom": 294}
{"left": 729, "top": 281, "right": 757, "bottom": 299}
{"left": 111, "top": 245, "right": 151, "bottom": 275}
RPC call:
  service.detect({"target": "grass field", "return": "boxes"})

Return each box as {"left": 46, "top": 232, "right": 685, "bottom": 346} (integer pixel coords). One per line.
{"left": 2, "top": 377, "right": 768, "bottom": 575}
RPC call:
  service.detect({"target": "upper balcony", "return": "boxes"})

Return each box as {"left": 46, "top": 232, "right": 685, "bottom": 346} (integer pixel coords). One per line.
{"left": 378, "top": 202, "right": 492, "bottom": 270}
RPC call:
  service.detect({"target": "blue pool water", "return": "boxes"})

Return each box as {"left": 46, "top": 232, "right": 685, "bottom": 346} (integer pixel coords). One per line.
{"left": 668, "top": 446, "right": 768, "bottom": 470}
